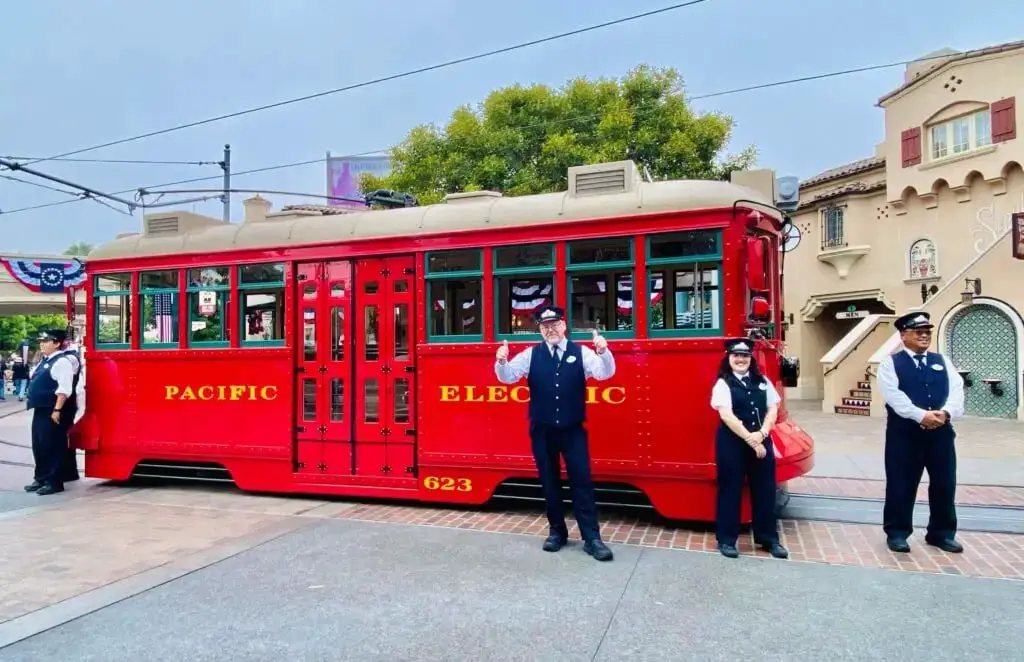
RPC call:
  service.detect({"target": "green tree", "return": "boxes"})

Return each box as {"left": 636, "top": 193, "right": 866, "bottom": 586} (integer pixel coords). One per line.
{"left": 0, "top": 314, "right": 68, "bottom": 352}
{"left": 63, "top": 242, "right": 94, "bottom": 256}
{"left": 360, "top": 64, "right": 756, "bottom": 205}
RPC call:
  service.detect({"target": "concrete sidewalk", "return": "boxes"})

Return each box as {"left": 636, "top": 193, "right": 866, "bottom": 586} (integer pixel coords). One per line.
{"left": 1, "top": 518, "right": 1020, "bottom": 660}
{"left": 787, "top": 400, "right": 1024, "bottom": 486}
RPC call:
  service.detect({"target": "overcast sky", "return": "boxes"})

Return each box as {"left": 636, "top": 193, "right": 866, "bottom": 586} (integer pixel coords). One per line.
{"left": 2, "top": 0, "right": 1021, "bottom": 254}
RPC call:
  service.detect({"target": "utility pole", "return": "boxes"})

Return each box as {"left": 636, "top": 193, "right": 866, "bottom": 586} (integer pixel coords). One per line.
{"left": 220, "top": 144, "right": 231, "bottom": 222}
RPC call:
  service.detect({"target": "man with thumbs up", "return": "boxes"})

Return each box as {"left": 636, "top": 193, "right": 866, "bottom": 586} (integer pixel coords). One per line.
{"left": 495, "top": 305, "right": 616, "bottom": 562}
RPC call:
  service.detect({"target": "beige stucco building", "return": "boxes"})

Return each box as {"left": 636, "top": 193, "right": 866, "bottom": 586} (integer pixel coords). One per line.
{"left": 784, "top": 40, "right": 1023, "bottom": 420}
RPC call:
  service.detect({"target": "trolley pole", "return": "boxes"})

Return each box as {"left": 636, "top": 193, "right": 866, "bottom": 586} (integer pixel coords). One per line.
{"left": 220, "top": 144, "right": 232, "bottom": 222}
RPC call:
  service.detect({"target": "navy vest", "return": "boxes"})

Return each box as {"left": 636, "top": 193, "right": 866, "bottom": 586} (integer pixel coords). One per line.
{"left": 885, "top": 351, "right": 949, "bottom": 424}
{"left": 717, "top": 374, "right": 769, "bottom": 440}
{"left": 526, "top": 340, "right": 586, "bottom": 428}
{"left": 26, "top": 351, "right": 80, "bottom": 411}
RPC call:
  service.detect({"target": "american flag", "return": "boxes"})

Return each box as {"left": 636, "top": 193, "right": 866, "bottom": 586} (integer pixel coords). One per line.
{"left": 154, "top": 293, "right": 175, "bottom": 342}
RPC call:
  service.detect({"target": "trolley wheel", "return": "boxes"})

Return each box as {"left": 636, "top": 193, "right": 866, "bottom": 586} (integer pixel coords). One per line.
{"left": 774, "top": 484, "right": 791, "bottom": 517}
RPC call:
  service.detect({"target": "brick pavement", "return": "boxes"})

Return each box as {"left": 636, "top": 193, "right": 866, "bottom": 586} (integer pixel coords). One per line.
{"left": 333, "top": 502, "right": 1024, "bottom": 581}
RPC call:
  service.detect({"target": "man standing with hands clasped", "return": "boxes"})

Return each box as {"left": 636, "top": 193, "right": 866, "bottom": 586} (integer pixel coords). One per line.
{"left": 495, "top": 305, "right": 616, "bottom": 562}
{"left": 878, "top": 312, "right": 965, "bottom": 554}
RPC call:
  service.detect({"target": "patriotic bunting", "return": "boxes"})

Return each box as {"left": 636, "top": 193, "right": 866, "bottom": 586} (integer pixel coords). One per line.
{"left": 0, "top": 257, "right": 86, "bottom": 293}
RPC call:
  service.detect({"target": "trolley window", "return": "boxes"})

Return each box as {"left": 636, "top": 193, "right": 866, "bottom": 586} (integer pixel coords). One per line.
{"left": 238, "top": 263, "right": 286, "bottom": 347}
{"left": 187, "top": 267, "right": 230, "bottom": 348}
{"left": 493, "top": 243, "right": 555, "bottom": 341}
{"left": 646, "top": 230, "right": 723, "bottom": 337}
{"left": 94, "top": 273, "right": 132, "bottom": 349}
{"left": 425, "top": 249, "right": 482, "bottom": 342}
{"left": 566, "top": 237, "right": 635, "bottom": 340}
{"left": 140, "top": 270, "right": 180, "bottom": 349}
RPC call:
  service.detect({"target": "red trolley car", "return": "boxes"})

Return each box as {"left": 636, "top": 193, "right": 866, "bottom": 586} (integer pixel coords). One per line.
{"left": 72, "top": 160, "right": 813, "bottom": 521}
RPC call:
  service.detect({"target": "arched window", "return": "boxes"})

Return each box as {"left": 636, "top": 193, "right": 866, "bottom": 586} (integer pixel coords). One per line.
{"left": 908, "top": 239, "right": 938, "bottom": 279}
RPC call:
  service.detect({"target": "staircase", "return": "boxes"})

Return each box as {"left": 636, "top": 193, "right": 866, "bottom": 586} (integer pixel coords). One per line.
{"left": 834, "top": 377, "right": 872, "bottom": 416}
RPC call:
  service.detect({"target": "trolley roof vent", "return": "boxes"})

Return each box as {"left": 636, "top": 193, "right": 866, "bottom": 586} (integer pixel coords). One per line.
{"left": 568, "top": 160, "right": 639, "bottom": 197}
{"left": 443, "top": 190, "right": 503, "bottom": 204}
{"left": 145, "top": 216, "right": 180, "bottom": 236}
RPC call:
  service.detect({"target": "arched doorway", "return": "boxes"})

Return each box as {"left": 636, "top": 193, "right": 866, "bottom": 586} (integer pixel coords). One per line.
{"left": 943, "top": 303, "right": 1021, "bottom": 419}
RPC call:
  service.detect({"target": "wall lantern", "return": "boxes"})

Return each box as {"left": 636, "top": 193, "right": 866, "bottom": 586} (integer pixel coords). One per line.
{"left": 961, "top": 278, "right": 982, "bottom": 306}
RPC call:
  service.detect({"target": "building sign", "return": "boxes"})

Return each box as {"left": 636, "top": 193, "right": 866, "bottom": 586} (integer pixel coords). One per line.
{"left": 326, "top": 153, "right": 391, "bottom": 209}
{"left": 835, "top": 305, "right": 868, "bottom": 320}
{"left": 1013, "top": 212, "right": 1023, "bottom": 260}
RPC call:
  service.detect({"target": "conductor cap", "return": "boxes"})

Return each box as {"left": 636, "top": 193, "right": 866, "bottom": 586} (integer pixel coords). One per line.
{"left": 724, "top": 338, "right": 753, "bottom": 355}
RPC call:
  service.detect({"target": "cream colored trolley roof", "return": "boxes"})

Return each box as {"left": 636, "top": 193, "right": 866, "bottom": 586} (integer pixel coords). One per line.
{"left": 88, "top": 161, "right": 783, "bottom": 262}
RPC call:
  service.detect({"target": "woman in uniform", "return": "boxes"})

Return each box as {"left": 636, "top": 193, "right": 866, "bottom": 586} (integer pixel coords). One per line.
{"left": 710, "top": 338, "right": 789, "bottom": 560}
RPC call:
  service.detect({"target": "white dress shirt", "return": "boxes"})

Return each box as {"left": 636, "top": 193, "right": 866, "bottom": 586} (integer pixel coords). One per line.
{"left": 494, "top": 337, "right": 616, "bottom": 383}
{"left": 31, "top": 350, "right": 81, "bottom": 397}
{"left": 877, "top": 347, "right": 965, "bottom": 423}
{"left": 710, "top": 372, "right": 781, "bottom": 410}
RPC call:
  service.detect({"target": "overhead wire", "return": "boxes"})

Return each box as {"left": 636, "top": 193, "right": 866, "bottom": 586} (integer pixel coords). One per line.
{"left": 18, "top": 0, "right": 711, "bottom": 168}
{"left": 1, "top": 156, "right": 219, "bottom": 166}
{"left": 0, "top": 47, "right": 980, "bottom": 218}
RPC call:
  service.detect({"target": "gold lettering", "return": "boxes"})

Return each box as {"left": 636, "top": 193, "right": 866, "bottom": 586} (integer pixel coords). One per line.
{"left": 164, "top": 384, "right": 280, "bottom": 402}
{"left": 437, "top": 384, "right": 625, "bottom": 404}
{"left": 601, "top": 386, "right": 626, "bottom": 404}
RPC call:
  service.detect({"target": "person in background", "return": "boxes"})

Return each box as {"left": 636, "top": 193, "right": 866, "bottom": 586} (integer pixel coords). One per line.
{"left": 0, "top": 355, "right": 7, "bottom": 401}
{"left": 11, "top": 355, "right": 30, "bottom": 401}
{"left": 710, "top": 338, "right": 788, "bottom": 560}
{"left": 23, "top": 329, "right": 82, "bottom": 496}
{"left": 877, "top": 312, "right": 965, "bottom": 554}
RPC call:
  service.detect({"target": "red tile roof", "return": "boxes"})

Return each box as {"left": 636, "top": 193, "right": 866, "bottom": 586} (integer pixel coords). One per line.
{"left": 877, "top": 40, "right": 1024, "bottom": 106}
{"left": 797, "top": 180, "right": 886, "bottom": 210}
{"left": 801, "top": 157, "right": 885, "bottom": 188}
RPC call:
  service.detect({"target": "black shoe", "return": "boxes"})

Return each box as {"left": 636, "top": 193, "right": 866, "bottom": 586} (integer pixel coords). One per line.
{"left": 718, "top": 543, "right": 739, "bottom": 558}
{"left": 35, "top": 485, "right": 64, "bottom": 496}
{"left": 887, "top": 537, "right": 911, "bottom": 553}
{"left": 583, "top": 539, "right": 613, "bottom": 561}
{"left": 24, "top": 481, "right": 41, "bottom": 492}
{"left": 542, "top": 535, "right": 567, "bottom": 552}
{"left": 760, "top": 542, "right": 789, "bottom": 559}
{"left": 926, "top": 537, "right": 964, "bottom": 554}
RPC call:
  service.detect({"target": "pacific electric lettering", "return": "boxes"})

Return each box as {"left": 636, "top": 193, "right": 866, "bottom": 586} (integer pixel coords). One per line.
{"left": 165, "top": 385, "right": 279, "bottom": 401}
{"left": 439, "top": 385, "right": 625, "bottom": 404}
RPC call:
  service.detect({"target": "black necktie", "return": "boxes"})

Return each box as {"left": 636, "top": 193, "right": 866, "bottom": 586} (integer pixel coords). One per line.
{"left": 740, "top": 376, "right": 751, "bottom": 388}
{"left": 915, "top": 354, "right": 926, "bottom": 370}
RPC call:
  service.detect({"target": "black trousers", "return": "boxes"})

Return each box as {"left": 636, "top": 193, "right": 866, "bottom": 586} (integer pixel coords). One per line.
{"left": 715, "top": 431, "right": 779, "bottom": 546}
{"left": 883, "top": 421, "right": 957, "bottom": 541}
{"left": 31, "top": 407, "right": 73, "bottom": 489}
{"left": 529, "top": 422, "right": 602, "bottom": 542}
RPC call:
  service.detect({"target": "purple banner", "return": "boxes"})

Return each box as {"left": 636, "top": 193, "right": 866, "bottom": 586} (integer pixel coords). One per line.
{"left": 326, "top": 153, "right": 391, "bottom": 208}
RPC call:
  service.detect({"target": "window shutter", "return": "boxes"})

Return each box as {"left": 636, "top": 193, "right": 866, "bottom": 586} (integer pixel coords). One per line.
{"left": 901, "top": 127, "right": 922, "bottom": 167}
{"left": 991, "top": 97, "right": 1016, "bottom": 143}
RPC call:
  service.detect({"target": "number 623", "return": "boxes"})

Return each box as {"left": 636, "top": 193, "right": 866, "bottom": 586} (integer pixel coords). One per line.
{"left": 423, "top": 476, "right": 472, "bottom": 492}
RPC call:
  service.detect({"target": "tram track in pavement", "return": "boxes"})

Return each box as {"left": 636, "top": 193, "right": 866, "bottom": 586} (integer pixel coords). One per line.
{"left": 1, "top": 428, "right": 1021, "bottom": 533}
